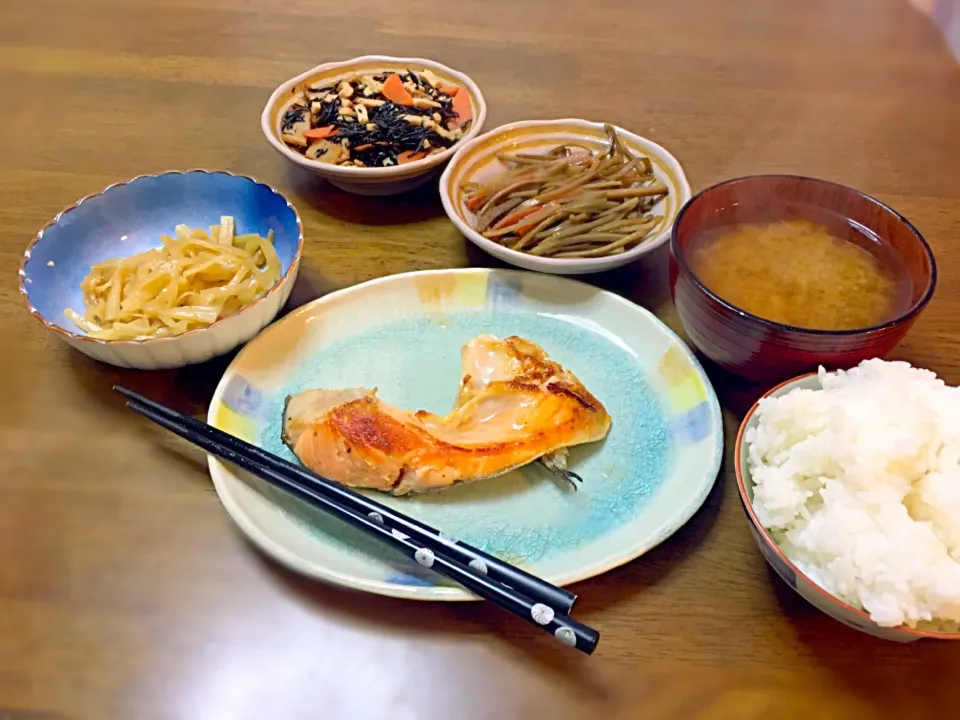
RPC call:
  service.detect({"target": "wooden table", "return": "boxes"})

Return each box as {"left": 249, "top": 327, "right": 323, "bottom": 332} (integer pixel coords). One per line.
{"left": 3, "top": 0, "right": 959, "bottom": 717}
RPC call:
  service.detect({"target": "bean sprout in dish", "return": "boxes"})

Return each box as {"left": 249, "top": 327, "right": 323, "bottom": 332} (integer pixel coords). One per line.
{"left": 460, "top": 125, "right": 668, "bottom": 259}
{"left": 65, "top": 217, "right": 281, "bottom": 340}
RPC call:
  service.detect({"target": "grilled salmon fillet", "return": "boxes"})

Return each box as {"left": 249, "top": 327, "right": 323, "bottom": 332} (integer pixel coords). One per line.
{"left": 282, "top": 334, "right": 610, "bottom": 494}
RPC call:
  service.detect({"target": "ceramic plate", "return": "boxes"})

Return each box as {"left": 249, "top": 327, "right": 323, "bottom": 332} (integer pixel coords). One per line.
{"left": 207, "top": 269, "right": 723, "bottom": 600}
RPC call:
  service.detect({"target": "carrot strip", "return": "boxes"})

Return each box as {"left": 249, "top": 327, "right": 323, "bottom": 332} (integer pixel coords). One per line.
{"left": 439, "top": 85, "right": 461, "bottom": 96}
{"left": 465, "top": 194, "right": 489, "bottom": 212}
{"left": 452, "top": 87, "right": 472, "bottom": 125}
{"left": 491, "top": 204, "right": 540, "bottom": 230}
{"left": 514, "top": 203, "right": 561, "bottom": 236}
{"left": 484, "top": 203, "right": 560, "bottom": 238}
{"left": 382, "top": 74, "right": 414, "bottom": 106}
{"left": 303, "top": 126, "right": 338, "bottom": 140}
{"left": 353, "top": 143, "right": 374, "bottom": 151}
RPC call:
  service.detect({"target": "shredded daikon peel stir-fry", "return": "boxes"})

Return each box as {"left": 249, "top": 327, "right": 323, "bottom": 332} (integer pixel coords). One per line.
{"left": 65, "top": 217, "right": 281, "bottom": 340}
{"left": 461, "top": 124, "right": 668, "bottom": 259}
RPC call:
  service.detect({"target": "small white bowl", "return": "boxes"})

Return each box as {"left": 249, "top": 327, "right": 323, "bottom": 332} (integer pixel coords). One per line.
{"left": 261, "top": 56, "right": 487, "bottom": 196}
{"left": 439, "top": 119, "right": 691, "bottom": 275}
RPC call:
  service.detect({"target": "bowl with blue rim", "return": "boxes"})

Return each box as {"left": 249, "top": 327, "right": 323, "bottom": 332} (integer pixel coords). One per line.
{"left": 19, "top": 170, "right": 303, "bottom": 369}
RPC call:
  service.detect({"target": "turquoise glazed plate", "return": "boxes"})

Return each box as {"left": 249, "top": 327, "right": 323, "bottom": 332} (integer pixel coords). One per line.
{"left": 207, "top": 269, "right": 722, "bottom": 600}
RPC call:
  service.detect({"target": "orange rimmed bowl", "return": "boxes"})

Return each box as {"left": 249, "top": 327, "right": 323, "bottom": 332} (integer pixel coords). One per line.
{"left": 735, "top": 372, "right": 960, "bottom": 642}
{"left": 261, "top": 55, "right": 487, "bottom": 196}
{"left": 440, "top": 119, "right": 691, "bottom": 275}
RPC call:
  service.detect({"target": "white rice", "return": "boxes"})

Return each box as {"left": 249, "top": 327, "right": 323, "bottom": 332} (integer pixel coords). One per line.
{"left": 746, "top": 359, "right": 960, "bottom": 628}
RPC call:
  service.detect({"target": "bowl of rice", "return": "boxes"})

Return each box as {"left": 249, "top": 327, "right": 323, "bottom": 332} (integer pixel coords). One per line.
{"left": 736, "top": 359, "right": 960, "bottom": 641}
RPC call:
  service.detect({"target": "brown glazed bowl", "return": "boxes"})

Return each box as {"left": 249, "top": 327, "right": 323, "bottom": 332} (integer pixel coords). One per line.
{"left": 669, "top": 175, "right": 936, "bottom": 383}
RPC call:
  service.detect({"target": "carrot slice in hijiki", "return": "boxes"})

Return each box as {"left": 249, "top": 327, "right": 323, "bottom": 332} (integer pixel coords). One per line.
{"left": 303, "top": 125, "right": 338, "bottom": 140}
{"left": 382, "top": 74, "right": 414, "bottom": 106}
{"left": 398, "top": 150, "right": 428, "bottom": 165}
{"left": 451, "top": 87, "right": 472, "bottom": 125}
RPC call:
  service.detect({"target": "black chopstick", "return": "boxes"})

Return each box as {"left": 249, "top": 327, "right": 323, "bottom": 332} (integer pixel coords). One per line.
{"left": 114, "top": 385, "right": 577, "bottom": 614}
{"left": 118, "top": 393, "right": 599, "bottom": 654}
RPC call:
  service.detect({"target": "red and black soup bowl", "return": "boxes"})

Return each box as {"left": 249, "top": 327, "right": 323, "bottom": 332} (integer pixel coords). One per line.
{"left": 669, "top": 175, "right": 937, "bottom": 384}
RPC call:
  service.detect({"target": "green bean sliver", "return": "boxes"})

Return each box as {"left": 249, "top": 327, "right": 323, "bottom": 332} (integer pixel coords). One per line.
{"left": 462, "top": 125, "right": 668, "bottom": 259}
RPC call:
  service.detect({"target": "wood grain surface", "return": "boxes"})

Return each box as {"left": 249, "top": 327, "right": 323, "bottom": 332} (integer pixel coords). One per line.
{"left": 2, "top": 0, "right": 960, "bottom": 718}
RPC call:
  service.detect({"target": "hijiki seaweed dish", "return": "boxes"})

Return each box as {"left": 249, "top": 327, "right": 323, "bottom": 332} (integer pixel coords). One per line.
{"left": 279, "top": 69, "right": 473, "bottom": 168}
{"left": 460, "top": 125, "right": 669, "bottom": 259}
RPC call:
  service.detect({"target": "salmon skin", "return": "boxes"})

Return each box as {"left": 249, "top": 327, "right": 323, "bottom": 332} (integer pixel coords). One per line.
{"left": 282, "top": 334, "right": 611, "bottom": 495}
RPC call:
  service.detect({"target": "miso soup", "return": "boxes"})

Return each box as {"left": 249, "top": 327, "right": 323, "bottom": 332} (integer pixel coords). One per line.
{"left": 688, "top": 219, "right": 910, "bottom": 331}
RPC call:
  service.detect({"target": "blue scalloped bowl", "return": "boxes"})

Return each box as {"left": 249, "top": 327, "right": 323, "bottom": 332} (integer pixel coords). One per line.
{"left": 18, "top": 170, "right": 303, "bottom": 369}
